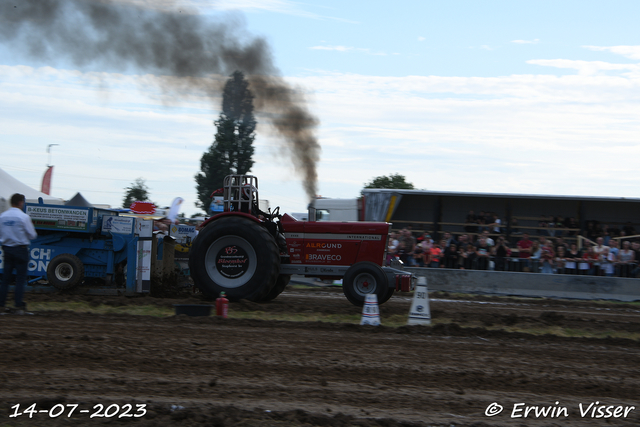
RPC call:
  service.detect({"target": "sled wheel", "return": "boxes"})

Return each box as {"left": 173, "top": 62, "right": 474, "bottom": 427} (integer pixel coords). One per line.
{"left": 342, "top": 262, "right": 389, "bottom": 306}
{"left": 189, "top": 216, "right": 280, "bottom": 301}
{"left": 47, "top": 254, "right": 85, "bottom": 290}
{"left": 258, "top": 274, "right": 291, "bottom": 302}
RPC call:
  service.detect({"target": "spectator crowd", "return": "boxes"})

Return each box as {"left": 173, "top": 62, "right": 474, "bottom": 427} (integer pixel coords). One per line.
{"left": 387, "top": 225, "right": 640, "bottom": 277}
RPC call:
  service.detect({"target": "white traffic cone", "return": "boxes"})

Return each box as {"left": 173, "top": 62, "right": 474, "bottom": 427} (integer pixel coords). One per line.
{"left": 360, "top": 293, "right": 381, "bottom": 326}
{"left": 407, "top": 276, "right": 431, "bottom": 325}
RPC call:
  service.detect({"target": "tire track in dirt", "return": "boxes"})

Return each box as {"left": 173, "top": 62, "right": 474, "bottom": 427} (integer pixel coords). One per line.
{"left": 1, "top": 289, "right": 639, "bottom": 426}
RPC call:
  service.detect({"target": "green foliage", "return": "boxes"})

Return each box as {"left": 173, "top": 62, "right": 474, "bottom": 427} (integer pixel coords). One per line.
{"left": 364, "top": 174, "right": 415, "bottom": 190}
{"left": 195, "top": 71, "right": 256, "bottom": 211}
{"left": 123, "top": 177, "right": 150, "bottom": 208}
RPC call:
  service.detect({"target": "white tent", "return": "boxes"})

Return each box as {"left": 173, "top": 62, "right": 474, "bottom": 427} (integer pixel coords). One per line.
{"left": 0, "top": 167, "right": 64, "bottom": 212}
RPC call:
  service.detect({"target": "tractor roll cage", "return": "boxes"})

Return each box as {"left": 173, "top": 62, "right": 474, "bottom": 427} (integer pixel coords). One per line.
{"left": 223, "top": 175, "right": 259, "bottom": 214}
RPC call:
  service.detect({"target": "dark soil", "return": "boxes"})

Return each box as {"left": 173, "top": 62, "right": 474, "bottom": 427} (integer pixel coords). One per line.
{"left": 1, "top": 283, "right": 639, "bottom": 426}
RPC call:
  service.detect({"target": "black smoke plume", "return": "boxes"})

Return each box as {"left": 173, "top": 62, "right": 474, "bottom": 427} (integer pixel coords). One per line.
{"left": 0, "top": 0, "right": 320, "bottom": 200}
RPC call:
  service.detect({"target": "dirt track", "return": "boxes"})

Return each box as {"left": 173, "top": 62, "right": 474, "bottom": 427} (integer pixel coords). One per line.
{"left": 1, "top": 284, "right": 640, "bottom": 427}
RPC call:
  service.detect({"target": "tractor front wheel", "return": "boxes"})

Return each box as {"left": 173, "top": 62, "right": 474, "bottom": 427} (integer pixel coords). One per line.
{"left": 189, "top": 216, "right": 280, "bottom": 301}
{"left": 342, "top": 262, "right": 389, "bottom": 306}
{"left": 379, "top": 286, "right": 395, "bottom": 304}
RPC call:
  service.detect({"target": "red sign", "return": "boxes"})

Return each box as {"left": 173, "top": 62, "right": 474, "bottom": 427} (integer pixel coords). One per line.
{"left": 130, "top": 201, "right": 156, "bottom": 214}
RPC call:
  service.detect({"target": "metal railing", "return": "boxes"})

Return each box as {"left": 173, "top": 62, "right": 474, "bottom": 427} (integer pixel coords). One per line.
{"left": 389, "top": 255, "right": 639, "bottom": 277}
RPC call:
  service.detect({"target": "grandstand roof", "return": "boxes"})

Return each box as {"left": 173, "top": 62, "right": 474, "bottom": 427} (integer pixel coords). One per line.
{"left": 362, "top": 188, "right": 640, "bottom": 204}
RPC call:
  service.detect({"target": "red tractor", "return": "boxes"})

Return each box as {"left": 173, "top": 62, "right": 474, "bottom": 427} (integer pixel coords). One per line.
{"left": 189, "top": 175, "right": 413, "bottom": 306}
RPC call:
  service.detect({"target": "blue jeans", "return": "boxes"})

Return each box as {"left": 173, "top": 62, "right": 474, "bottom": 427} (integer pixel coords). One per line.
{"left": 1, "top": 246, "right": 29, "bottom": 308}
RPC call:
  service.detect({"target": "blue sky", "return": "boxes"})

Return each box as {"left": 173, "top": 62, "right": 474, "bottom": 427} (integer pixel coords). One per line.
{"left": 2, "top": 0, "right": 640, "bottom": 217}
{"left": 239, "top": 0, "right": 640, "bottom": 75}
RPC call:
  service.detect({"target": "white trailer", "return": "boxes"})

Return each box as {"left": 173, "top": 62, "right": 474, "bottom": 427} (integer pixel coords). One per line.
{"left": 312, "top": 198, "right": 361, "bottom": 222}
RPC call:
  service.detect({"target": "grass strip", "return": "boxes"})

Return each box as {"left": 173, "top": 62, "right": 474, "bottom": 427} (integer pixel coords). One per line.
{"left": 24, "top": 301, "right": 640, "bottom": 340}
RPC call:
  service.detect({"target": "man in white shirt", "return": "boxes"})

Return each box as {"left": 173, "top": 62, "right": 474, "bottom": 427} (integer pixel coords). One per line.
{"left": 0, "top": 194, "right": 38, "bottom": 314}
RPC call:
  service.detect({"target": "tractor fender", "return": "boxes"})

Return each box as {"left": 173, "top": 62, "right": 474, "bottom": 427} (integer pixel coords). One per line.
{"left": 199, "top": 212, "right": 262, "bottom": 229}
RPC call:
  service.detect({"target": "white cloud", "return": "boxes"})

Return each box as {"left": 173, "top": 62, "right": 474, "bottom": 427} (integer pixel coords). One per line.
{"left": 418, "top": 37, "right": 426, "bottom": 42}
{"left": 0, "top": 65, "right": 334, "bottom": 214}
{"left": 583, "top": 45, "right": 640, "bottom": 60}
{"left": 512, "top": 39, "right": 540, "bottom": 44}
{"left": 309, "top": 45, "right": 388, "bottom": 56}
{"left": 310, "top": 45, "right": 353, "bottom": 52}
{"left": 527, "top": 59, "right": 640, "bottom": 76}
{"left": 286, "top": 68, "right": 640, "bottom": 199}
{"left": 0, "top": 66, "right": 222, "bottom": 214}
{"left": 4, "top": 54, "right": 640, "bottom": 215}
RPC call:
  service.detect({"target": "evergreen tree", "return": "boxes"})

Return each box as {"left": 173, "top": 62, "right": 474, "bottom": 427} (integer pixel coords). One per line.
{"left": 364, "top": 174, "right": 415, "bottom": 190}
{"left": 195, "top": 71, "right": 256, "bottom": 212}
{"left": 123, "top": 177, "right": 150, "bottom": 208}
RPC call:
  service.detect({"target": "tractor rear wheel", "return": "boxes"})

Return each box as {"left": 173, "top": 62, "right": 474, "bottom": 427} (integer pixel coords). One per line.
{"left": 258, "top": 274, "right": 291, "bottom": 302}
{"left": 189, "top": 216, "right": 280, "bottom": 301}
{"left": 342, "top": 262, "right": 389, "bottom": 306}
{"left": 47, "top": 254, "right": 85, "bottom": 290}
